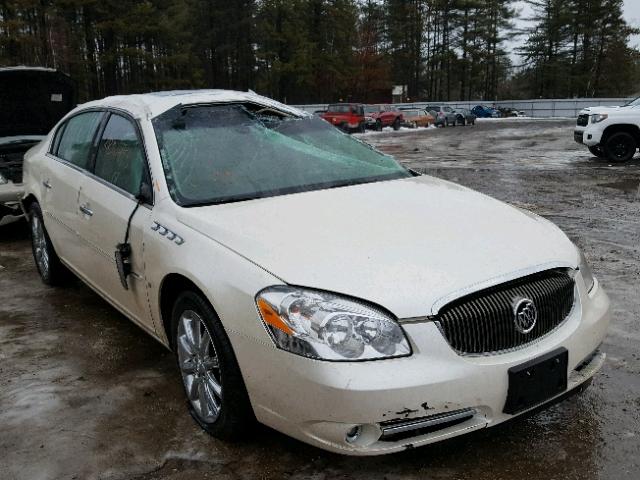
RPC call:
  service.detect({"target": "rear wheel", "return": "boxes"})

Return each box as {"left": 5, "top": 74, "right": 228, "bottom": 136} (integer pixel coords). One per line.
{"left": 173, "top": 291, "right": 254, "bottom": 439}
{"left": 392, "top": 117, "right": 401, "bottom": 131}
{"left": 588, "top": 145, "right": 605, "bottom": 158}
{"left": 29, "top": 202, "right": 70, "bottom": 286}
{"left": 604, "top": 132, "right": 637, "bottom": 162}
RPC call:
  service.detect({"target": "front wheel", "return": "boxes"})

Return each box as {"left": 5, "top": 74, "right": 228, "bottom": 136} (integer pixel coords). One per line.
{"left": 392, "top": 118, "right": 401, "bottom": 131}
{"left": 588, "top": 145, "right": 605, "bottom": 158}
{"left": 375, "top": 119, "right": 383, "bottom": 131}
{"left": 29, "top": 202, "right": 70, "bottom": 286}
{"left": 604, "top": 132, "right": 637, "bottom": 162}
{"left": 173, "top": 291, "right": 254, "bottom": 440}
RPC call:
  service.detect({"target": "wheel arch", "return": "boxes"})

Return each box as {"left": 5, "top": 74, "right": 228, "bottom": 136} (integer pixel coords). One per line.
{"left": 159, "top": 272, "right": 216, "bottom": 351}
{"left": 20, "top": 193, "right": 39, "bottom": 215}
{"left": 602, "top": 124, "right": 640, "bottom": 144}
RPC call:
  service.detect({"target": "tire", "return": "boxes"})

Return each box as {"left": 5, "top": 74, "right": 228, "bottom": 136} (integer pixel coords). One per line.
{"left": 392, "top": 117, "right": 401, "bottom": 131}
{"left": 172, "top": 290, "right": 254, "bottom": 440}
{"left": 588, "top": 145, "right": 605, "bottom": 158}
{"left": 376, "top": 119, "right": 383, "bottom": 131}
{"left": 457, "top": 115, "right": 466, "bottom": 126}
{"left": 604, "top": 132, "right": 637, "bottom": 162}
{"left": 29, "top": 202, "right": 70, "bottom": 286}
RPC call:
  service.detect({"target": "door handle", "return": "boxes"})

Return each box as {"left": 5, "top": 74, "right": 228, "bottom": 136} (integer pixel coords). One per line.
{"left": 42, "top": 180, "right": 52, "bottom": 189}
{"left": 79, "top": 204, "right": 94, "bottom": 217}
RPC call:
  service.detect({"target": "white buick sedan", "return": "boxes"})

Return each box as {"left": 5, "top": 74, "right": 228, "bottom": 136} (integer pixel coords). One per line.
{"left": 22, "top": 90, "right": 610, "bottom": 455}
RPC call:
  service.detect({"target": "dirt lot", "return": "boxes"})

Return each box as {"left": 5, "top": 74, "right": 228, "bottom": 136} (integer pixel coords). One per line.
{"left": 1, "top": 119, "right": 639, "bottom": 480}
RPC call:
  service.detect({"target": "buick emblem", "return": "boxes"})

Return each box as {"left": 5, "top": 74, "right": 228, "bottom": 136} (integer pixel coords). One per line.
{"left": 513, "top": 298, "right": 538, "bottom": 334}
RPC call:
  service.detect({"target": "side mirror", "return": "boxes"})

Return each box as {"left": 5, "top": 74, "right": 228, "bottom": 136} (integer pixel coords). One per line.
{"left": 136, "top": 182, "right": 153, "bottom": 204}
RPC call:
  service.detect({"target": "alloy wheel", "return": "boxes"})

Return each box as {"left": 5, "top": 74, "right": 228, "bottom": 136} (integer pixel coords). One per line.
{"left": 31, "top": 215, "right": 49, "bottom": 277}
{"left": 611, "top": 137, "right": 633, "bottom": 160}
{"left": 177, "top": 310, "right": 223, "bottom": 423}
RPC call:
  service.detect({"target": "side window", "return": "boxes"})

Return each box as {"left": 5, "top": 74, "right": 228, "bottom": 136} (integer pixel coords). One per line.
{"left": 93, "top": 114, "right": 147, "bottom": 197}
{"left": 50, "top": 123, "right": 66, "bottom": 154}
{"left": 444, "top": 107, "right": 452, "bottom": 113}
{"left": 56, "top": 111, "right": 104, "bottom": 169}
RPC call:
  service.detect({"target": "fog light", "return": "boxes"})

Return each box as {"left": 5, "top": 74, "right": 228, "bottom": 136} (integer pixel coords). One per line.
{"left": 346, "top": 425, "right": 362, "bottom": 443}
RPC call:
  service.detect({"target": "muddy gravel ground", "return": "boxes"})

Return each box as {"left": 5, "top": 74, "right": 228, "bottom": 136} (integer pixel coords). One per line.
{"left": 1, "top": 119, "right": 639, "bottom": 480}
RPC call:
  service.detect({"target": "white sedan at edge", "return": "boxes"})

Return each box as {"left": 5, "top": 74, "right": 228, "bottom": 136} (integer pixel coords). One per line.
{"left": 21, "top": 90, "right": 610, "bottom": 455}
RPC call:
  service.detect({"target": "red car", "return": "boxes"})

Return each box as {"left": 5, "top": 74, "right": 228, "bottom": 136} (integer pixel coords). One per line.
{"left": 321, "top": 104, "right": 366, "bottom": 133}
{"left": 364, "top": 104, "right": 404, "bottom": 131}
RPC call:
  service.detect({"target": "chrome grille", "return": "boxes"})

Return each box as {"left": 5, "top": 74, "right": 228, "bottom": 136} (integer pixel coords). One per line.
{"left": 435, "top": 270, "right": 575, "bottom": 355}
{"left": 576, "top": 114, "right": 589, "bottom": 127}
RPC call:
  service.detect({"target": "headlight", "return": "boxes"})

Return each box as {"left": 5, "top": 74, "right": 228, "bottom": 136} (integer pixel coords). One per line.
{"left": 256, "top": 286, "right": 411, "bottom": 361}
{"left": 591, "top": 114, "right": 608, "bottom": 123}
{"left": 0, "top": 172, "right": 7, "bottom": 185}
{"left": 578, "top": 249, "right": 596, "bottom": 293}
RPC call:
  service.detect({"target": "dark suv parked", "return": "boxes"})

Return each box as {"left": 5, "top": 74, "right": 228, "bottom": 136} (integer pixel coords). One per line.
{"left": 0, "top": 67, "right": 75, "bottom": 225}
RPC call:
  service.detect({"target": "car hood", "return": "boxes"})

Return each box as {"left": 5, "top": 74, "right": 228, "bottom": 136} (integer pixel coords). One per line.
{"left": 177, "top": 176, "right": 578, "bottom": 319}
{"left": 0, "top": 135, "right": 44, "bottom": 147}
{"left": 579, "top": 105, "right": 629, "bottom": 115}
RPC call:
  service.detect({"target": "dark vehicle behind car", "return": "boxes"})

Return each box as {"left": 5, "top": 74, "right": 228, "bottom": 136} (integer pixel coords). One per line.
{"left": 454, "top": 108, "right": 476, "bottom": 126}
{"left": 471, "top": 105, "right": 500, "bottom": 118}
{"left": 0, "top": 67, "right": 75, "bottom": 224}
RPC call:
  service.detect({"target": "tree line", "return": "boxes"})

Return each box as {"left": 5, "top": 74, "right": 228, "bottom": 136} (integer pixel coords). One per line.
{"left": 0, "top": 0, "right": 638, "bottom": 104}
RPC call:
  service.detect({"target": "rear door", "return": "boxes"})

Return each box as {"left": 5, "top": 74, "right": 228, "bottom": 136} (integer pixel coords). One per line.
{"left": 76, "top": 112, "right": 153, "bottom": 330}
{"left": 42, "top": 110, "right": 105, "bottom": 268}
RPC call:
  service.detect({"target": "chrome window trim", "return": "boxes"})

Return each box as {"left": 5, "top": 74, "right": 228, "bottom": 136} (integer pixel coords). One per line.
{"left": 45, "top": 107, "right": 155, "bottom": 208}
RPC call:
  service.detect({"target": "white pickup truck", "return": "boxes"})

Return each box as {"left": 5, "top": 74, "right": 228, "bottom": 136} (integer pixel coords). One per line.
{"left": 574, "top": 97, "right": 640, "bottom": 162}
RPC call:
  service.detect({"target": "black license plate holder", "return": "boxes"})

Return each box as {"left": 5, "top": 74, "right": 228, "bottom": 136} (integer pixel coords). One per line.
{"left": 503, "top": 348, "right": 568, "bottom": 414}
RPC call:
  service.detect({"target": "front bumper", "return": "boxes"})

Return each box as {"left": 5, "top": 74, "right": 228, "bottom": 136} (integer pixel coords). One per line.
{"left": 232, "top": 274, "right": 610, "bottom": 455}
{"left": 576, "top": 124, "right": 605, "bottom": 147}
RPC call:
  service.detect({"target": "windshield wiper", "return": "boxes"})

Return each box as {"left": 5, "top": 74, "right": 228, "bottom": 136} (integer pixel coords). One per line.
{"left": 180, "top": 172, "right": 410, "bottom": 208}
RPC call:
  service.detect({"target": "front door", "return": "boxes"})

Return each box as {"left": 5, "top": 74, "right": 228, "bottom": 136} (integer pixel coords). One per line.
{"left": 76, "top": 113, "right": 154, "bottom": 331}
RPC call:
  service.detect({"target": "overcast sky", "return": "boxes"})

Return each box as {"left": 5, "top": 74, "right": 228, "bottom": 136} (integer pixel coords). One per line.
{"left": 509, "top": 0, "right": 640, "bottom": 62}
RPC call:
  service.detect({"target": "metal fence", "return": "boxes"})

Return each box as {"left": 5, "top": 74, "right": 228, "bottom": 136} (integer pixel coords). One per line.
{"left": 295, "top": 98, "right": 633, "bottom": 118}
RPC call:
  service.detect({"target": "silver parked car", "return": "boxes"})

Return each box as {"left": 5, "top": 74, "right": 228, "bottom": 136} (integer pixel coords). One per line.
{"left": 424, "top": 105, "right": 457, "bottom": 127}
{"left": 454, "top": 108, "right": 477, "bottom": 126}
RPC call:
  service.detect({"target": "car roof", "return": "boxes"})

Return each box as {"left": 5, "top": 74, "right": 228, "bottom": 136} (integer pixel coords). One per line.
{"left": 75, "top": 89, "right": 307, "bottom": 120}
